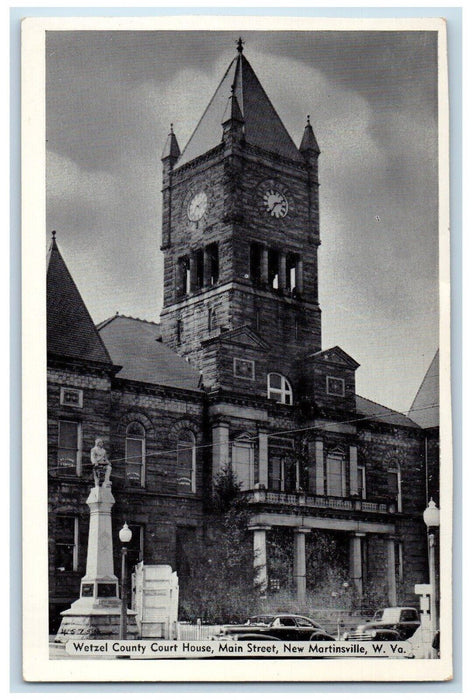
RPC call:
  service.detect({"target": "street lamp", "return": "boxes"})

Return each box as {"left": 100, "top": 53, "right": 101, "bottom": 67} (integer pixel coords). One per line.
{"left": 119, "top": 522, "right": 132, "bottom": 639}
{"left": 423, "top": 499, "right": 440, "bottom": 655}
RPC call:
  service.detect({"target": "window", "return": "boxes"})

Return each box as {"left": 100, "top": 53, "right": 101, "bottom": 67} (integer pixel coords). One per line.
{"left": 268, "top": 438, "right": 296, "bottom": 491}
{"left": 286, "top": 253, "right": 299, "bottom": 293}
{"left": 267, "top": 373, "right": 293, "bottom": 405}
{"left": 326, "top": 452, "right": 346, "bottom": 497}
{"left": 55, "top": 515, "right": 78, "bottom": 572}
{"left": 387, "top": 462, "right": 402, "bottom": 512}
{"left": 194, "top": 249, "right": 204, "bottom": 288}
{"left": 60, "top": 387, "right": 83, "bottom": 408}
{"left": 125, "top": 422, "right": 145, "bottom": 486}
{"left": 57, "top": 420, "right": 82, "bottom": 475}
{"left": 357, "top": 465, "right": 366, "bottom": 499}
{"left": 208, "top": 307, "right": 217, "bottom": 333}
{"left": 268, "top": 249, "right": 279, "bottom": 289}
{"left": 177, "top": 429, "right": 196, "bottom": 493}
{"left": 234, "top": 358, "right": 255, "bottom": 380}
{"left": 207, "top": 243, "right": 219, "bottom": 285}
{"left": 178, "top": 256, "right": 190, "bottom": 296}
{"left": 250, "top": 242, "right": 262, "bottom": 283}
{"left": 231, "top": 439, "right": 254, "bottom": 491}
{"left": 327, "top": 376, "right": 345, "bottom": 397}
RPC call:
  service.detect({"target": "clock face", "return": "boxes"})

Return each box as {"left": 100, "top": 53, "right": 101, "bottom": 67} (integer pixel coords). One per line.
{"left": 187, "top": 191, "right": 208, "bottom": 222}
{"left": 263, "top": 189, "right": 288, "bottom": 218}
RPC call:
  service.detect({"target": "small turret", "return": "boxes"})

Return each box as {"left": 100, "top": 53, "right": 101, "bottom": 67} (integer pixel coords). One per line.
{"left": 299, "top": 115, "right": 320, "bottom": 163}
{"left": 222, "top": 84, "right": 245, "bottom": 144}
{"left": 161, "top": 124, "right": 181, "bottom": 171}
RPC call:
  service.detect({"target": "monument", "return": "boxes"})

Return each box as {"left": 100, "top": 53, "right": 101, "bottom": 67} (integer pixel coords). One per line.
{"left": 55, "top": 442, "right": 137, "bottom": 641}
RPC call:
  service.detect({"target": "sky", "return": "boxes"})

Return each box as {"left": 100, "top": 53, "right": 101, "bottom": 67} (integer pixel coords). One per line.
{"left": 46, "top": 29, "right": 439, "bottom": 414}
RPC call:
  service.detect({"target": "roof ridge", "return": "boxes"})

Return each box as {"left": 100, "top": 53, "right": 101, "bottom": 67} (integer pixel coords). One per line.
{"left": 356, "top": 393, "right": 419, "bottom": 425}
{"left": 98, "top": 312, "right": 161, "bottom": 328}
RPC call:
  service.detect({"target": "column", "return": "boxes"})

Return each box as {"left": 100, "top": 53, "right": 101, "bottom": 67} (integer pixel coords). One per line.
{"left": 296, "top": 258, "right": 304, "bottom": 294}
{"left": 278, "top": 252, "right": 287, "bottom": 291}
{"left": 189, "top": 252, "right": 198, "bottom": 291}
{"left": 315, "top": 439, "right": 324, "bottom": 494}
{"left": 293, "top": 528, "right": 310, "bottom": 605}
{"left": 258, "top": 429, "right": 268, "bottom": 488}
{"left": 203, "top": 246, "right": 211, "bottom": 287}
{"left": 261, "top": 245, "right": 269, "bottom": 285}
{"left": 349, "top": 533, "right": 365, "bottom": 598}
{"left": 349, "top": 446, "right": 358, "bottom": 496}
{"left": 249, "top": 525, "right": 271, "bottom": 593}
{"left": 212, "top": 422, "right": 229, "bottom": 484}
{"left": 386, "top": 537, "right": 397, "bottom": 606}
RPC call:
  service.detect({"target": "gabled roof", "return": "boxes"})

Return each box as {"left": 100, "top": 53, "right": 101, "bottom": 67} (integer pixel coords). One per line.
{"left": 308, "top": 346, "right": 360, "bottom": 370}
{"left": 408, "top": 350, "right": 439, "bottom": 429}
{"left": 177, "top": 49, "right": 305, "bottom": 167}
{"left": 47, "top": 236, "right": 114, "bottom": 366}
{"left": 201, "top": 325, "right": 270, "bottom": 351}
{"left": 356, "top": 395, "right": 420, "bottom": 429}
{"left": 98, "top": 315, "right": 202, "bottom": 391}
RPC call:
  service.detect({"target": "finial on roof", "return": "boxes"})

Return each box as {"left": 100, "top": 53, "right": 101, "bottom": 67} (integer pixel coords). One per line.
{"left": 170, "top": 122, "right": 174, "bottom": 133}
{"left": 236, "top": 37, "right": 244, "bottom": 54}
{"left": 52, "top": 230, "right": 56, "bottom": 241}
{"left": 307, "top": 114, "right": 311, "bottom": 125}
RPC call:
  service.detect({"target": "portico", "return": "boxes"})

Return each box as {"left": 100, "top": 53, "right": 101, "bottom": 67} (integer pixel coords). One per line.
{"left": 248, "top": 511, "right": 396, "bottom": 605}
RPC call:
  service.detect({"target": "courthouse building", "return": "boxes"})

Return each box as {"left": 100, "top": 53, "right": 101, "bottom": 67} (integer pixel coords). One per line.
{"left": 48, "top": 41, "right": 438, "bottom": 630}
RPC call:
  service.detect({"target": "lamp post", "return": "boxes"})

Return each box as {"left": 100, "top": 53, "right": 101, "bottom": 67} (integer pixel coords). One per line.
{"left": 423, "top": 499, "right": 440, "bottom": 655}
{"left": 331, "top": 581, "right": 350, "bottom": 639}
{"left": 119, "top": 522, "right": 132, "bottom": 639}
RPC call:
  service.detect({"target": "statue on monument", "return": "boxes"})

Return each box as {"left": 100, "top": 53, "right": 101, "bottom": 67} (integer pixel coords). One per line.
{"left": 90, "top": 438, "right": 112, "bottom": 488}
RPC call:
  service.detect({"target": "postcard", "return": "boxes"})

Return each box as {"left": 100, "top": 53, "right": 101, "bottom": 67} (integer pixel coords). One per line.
{"left": 21, "top": 14, "right": 452, "bottom": 683}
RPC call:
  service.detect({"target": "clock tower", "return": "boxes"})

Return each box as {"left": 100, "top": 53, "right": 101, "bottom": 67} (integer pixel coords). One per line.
{"left": 159, "top": 40, "right": 322, "bottom": 397}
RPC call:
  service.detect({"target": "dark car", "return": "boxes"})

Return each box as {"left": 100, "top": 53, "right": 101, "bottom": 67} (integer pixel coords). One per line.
{"left": 213, "top": 614, "right": 335, "bottom": 642}
{"left": 343, "top": 607, "right": 420, "bottom": 642}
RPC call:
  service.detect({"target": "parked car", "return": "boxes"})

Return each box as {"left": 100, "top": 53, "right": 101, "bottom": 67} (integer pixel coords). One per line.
{"left": 213, "top": 613, "right": 335, "bottom": 642}
{"left": 343, "top": 607, "right": 420, "bottom": 641}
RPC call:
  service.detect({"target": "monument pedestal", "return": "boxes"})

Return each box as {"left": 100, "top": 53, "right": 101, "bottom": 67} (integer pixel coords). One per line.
{"left": 55, "top": 485, "right": 137, "bottom": 641}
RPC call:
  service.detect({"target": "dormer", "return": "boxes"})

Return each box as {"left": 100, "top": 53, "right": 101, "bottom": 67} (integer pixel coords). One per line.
{"left": 302, "top": 346, "right": 359, "bottom": 414}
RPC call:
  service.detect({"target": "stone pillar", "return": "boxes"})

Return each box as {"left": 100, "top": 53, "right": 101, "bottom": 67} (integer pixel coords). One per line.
{"left": 296, "top": 258, "right": 304, "bottom": 294}
{"left": 55, "top": 486, "right": 137, "bottom": 641}
{"left": 189, "top": 252, "right": 198, "bottom": 291}
{"left": 203, "top": 246, "right": 211, "bottom": 287}
{"left": 387, "top": 538, "right": 397, "bottom": 606}
{"left": 249, "top": 526, "right": 271, "bottom": 593}
{"left": 349, "top": 446, "right": 358, "bottom": 496}
{"left": 212, "top": 421, "right": 229, "bottom": 483}
{"left": 278, "top": 251, "right": 287, "bottom": 291}
{"left": 293, "top": 528, "right": 311, "bottom": 604}
{"left": 261, "top": 245, "right": 269, "bottom": 285}
{"left": 349, "top": 533, "right": 365, "bottom": 599}
{"left": 315, "top": 439, "right": 324, "bottom": 494}
{"left": 258, "top": 429, "right": 268, "bottom": 488}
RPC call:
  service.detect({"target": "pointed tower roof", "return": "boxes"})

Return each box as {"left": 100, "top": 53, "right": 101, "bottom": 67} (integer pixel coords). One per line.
{"left": 408, "top": 350, "right": 439, "bottom": 428}
{"left": 47, "top": 234, "right": 114, "bottom": 366}
{"left": 177, "top": 42, "right": 304, "bottom": 167}
{"left": 161, "top": 124, "right": 181, "bottom": 161}
{"left": 299, "top": 115, "right": 320, "bottom": 155}
{"left": 222, "top": 85, "right": 244, "bottom": 126}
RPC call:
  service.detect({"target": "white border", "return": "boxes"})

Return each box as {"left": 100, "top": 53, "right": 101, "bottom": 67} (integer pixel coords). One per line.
{"left": 21, "top": 14, "right": 452, "bottom": 684}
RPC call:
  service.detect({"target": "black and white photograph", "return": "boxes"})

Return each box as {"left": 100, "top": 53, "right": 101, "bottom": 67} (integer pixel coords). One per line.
{"left": 21, "top": 15, "right": 452, "bottom": 683}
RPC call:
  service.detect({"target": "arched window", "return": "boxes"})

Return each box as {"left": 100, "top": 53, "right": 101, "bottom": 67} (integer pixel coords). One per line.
{"left": 387, "top": 460, "right": 402, "bottom": 512}
{"left": 125, "top": 422, "right": 145, "bottom": 486}
{"left": 177, "top": 429, "right": 196, "bottom": 494}
{"left": 267, "top": 373, "right": 293, "bottom": 405}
